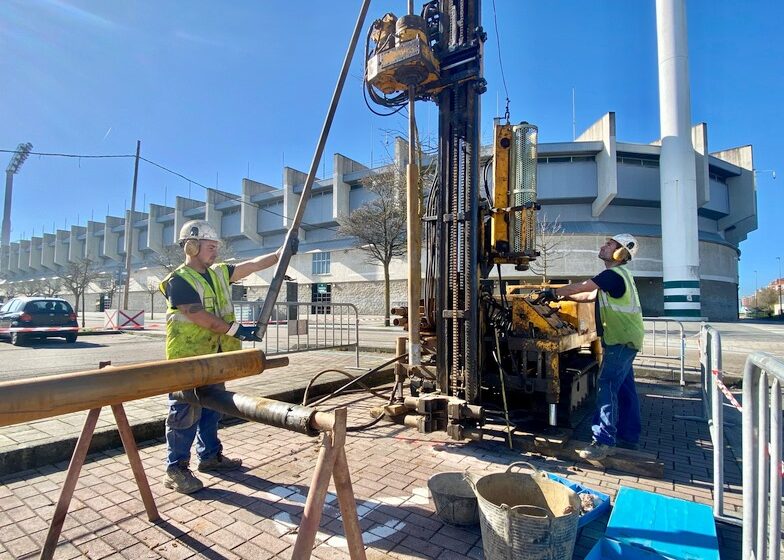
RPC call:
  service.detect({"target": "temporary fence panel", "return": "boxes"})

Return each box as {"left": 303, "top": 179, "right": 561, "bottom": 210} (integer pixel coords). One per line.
{"left": 742, "top": 352, "right": 784, "bottom": 560}
{"left": 640, "top": 317, "right": 687, "bottom": 385}
{"left": 104, "top": 309, "right": 145, "bottom": 330}
{"left": 233, "top": 300, "right": 360, "bottom": 367}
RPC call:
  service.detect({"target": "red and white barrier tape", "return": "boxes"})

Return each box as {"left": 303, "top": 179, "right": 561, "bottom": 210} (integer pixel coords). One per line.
{"left": 0, "top": 326, "right": 79, "bottom": 333}
{"left": 711, "top": 368, "right": 784, "bottom": 477}
{"left": 711, "top": 369, "right": 743, "bottom": 412}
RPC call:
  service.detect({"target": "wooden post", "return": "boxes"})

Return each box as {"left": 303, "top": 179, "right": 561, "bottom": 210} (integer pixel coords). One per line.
{"left": 40, "top": 408, "right": 101, "bottom": 560}
{"left": 334, "top": 447, "right": 367, "bottom": 559}
{"left": 111, "top": 405, "right": 159, "bottom": 521}
{"left": 291, "top": 407, "right": 366, "bottom": 559}
{"left": 292, "top": 427, "right": 337, "bottom": 556}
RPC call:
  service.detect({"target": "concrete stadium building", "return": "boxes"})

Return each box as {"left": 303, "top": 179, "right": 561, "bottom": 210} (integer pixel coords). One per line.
{"left": 0, "top": 111, "right": 754, "bottom": 322}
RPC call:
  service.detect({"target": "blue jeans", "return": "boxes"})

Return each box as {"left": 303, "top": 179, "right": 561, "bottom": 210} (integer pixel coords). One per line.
{"left": 592, "top": 344, "right": 641, "bottom": 446}
{"left": 165, "top": 383, "right": 224, "bottom": 467}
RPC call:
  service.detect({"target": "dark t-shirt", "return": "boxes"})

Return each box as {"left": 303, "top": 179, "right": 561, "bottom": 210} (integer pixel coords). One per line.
{"left": 166, "top": 265, "right": 235, "bottom": 309}
{"left": 591, "top": 268, "right": 627, "bottom": 338}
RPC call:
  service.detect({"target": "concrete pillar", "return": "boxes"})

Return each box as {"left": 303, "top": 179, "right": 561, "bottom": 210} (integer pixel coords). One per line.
{"left": 69, "top": 226, "right": 86, "bottom": 262}
{"left": 29, "top": 237, "right": 42, "bottom": 271}
{"left": 656, "top": 0, "right": 701, "bottom": 318}
{"left": 53, "top": 231, "right": 69, "bottom": 267}
{"left": 17, "top": 240, "right": 30, "bottom": 272}
{"left": 333, "top": 154, "right": 366, "bottom": 220}
{"left": 41, "top": 233, "right": 55, "bottom": 270}
{"left": 103, "top": 216, "right": 123, "bottom": 262}
{"left": 283, "top": 167, "right": 307, "bottom": 242}
{"left": 714, "top": 145, "right": 756, "bottom": 245}
{"left": 127, "top": 211, "right": 147, "bottom": 259}
{"left": 8, "top": 242, "right": 19, "bottom": 274}
{"left": 692, "top": 123, "right": 710, "bottom": 207}
{"left": 146, "top": 205, "right": 171, "bottom": 255}
{"left": 576, "top": 112, "right": 618, "bottom": 217}
{"left": 85, "top": 221, "right": 104, "bottom": 261}
{"left": 205, "top": 189, "right": 230, "bottom": 238}
{"left": 241, "top": 179, "right": 274, "bottom": 244}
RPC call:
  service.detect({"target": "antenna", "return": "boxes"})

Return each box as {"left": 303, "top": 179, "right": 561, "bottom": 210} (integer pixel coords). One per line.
{"left": 572, "top": 87, "right": 576, "bottom": 141}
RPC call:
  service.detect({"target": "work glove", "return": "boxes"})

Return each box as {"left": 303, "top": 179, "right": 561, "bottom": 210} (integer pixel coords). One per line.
{"left": 532, "top": 288, "right": 558, "bottom": 305}
{"left": 226, "top": 322, "right": 262, "bottom": 342}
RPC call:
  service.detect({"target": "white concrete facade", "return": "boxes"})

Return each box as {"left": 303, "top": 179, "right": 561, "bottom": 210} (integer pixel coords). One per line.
{"left": 0, "top": 117, "right": 755, "bottom": 321}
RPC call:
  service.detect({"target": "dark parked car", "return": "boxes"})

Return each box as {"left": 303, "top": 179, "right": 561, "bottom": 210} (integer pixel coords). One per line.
{"left": 0, "top": 297, "right": 78, "bottom": 345}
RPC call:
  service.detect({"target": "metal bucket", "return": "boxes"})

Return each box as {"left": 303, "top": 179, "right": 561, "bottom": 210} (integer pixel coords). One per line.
{"left": 428, "top": 472, "right": 479, "bottom": 526}
{"left": 467, "top": 462, "right": 581, "bottom": 560}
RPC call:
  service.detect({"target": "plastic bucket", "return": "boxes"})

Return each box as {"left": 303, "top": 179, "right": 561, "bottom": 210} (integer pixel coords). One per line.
{"left": 467, "top": 462, "right": 581, "bottom": 560}
{"left": 428, "top": 472, "right": 479, "bottom": 526}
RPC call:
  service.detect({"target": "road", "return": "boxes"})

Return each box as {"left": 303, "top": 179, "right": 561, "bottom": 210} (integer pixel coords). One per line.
{"left": 0, "top": 332, "right": 167, "bottom": 382}
{"left": 1, "top": 319, "right": 783, "bottom": 384}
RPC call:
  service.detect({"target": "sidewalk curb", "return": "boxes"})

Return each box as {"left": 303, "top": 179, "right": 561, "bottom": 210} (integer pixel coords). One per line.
{"left": 0, "top": 365, "right": 395, "bottom": 477}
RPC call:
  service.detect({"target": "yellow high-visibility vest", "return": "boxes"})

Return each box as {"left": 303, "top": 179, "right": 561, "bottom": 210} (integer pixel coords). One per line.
{"left": 160, "top": 263, "right": 241, "bottom": 359}
{"left": 597, "top": 265, "right": 644, "bottom": 350}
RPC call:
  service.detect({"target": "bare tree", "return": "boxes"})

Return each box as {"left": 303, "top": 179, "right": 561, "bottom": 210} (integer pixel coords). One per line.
{"left": 58, "top": 259, "right": 102, "bottom": 327}
{"left": 149, "top": 242, "right": 236, "bottom": 275}
{"left": 150, "top": 244, "right": 184, "bottom": 274}
{"left": 42, "top": 278, "right": 62, "bottom": 297}
{"left": 145, "top": 276, "right": 161, "bottom": 320}
{"left": 98, "top": 274, "right": 123, "bottom": 311}
{"left": 338, "top": 164, "right": 407, "bottom": 326}
{"left": 0, "top": 282, "right": 17, "bottom": 300}
{"left": 529, "top": 215, "right": 571, "bottom": 284}
{"left": 17, "top": 280, "right": 43, "bottom": 296}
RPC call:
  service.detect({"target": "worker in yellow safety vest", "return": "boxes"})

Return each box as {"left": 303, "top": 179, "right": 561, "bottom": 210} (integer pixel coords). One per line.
{"left": 536, "top": 233, "right": 644, "bottom": 461}
{"left": 159, "top": 219, "right": 294, "bottom": 493}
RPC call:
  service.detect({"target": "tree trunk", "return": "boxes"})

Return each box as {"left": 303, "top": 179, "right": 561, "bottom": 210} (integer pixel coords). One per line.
{"left": 383, "top": 263, "right": 391, "bottom": 327}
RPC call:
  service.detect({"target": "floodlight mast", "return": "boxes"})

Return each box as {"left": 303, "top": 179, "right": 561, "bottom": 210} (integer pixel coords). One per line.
{"left": 2, "top": 142, "right": 34, "bottom": 256}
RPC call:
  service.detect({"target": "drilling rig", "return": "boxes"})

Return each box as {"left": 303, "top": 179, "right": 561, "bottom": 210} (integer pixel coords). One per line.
{"left": 364, "top": 1, "right": 602, "bottom": 441}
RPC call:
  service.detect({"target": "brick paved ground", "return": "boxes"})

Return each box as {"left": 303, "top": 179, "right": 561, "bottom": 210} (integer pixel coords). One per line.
{"left": 0, "top": 377, "right": 743, "bottom": 559}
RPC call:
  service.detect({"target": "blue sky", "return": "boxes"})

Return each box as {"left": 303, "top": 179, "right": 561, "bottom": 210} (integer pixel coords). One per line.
{"left": 1, "top": 0, "right": 781, "bottom": 298}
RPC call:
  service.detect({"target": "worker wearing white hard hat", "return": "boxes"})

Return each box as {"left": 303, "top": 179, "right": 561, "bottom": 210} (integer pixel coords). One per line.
{"left": 535, "top": 233, "right": 644, "bottom": 461}
{"left": 158, "top": 219, "right": 296, "bottom": 493}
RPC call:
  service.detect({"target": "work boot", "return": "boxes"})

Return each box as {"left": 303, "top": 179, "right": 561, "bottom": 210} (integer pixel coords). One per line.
{"left": 164, "top": 463, "right": 204, "bottom": 494}
{"left": 578, "top": 441, "right": 614, "bottom": 461}
{"left": 616, "top": 438, "right": 640, "bottom": 451}
{"left": 197, "top": 453, "right": 242, "bottom": 472}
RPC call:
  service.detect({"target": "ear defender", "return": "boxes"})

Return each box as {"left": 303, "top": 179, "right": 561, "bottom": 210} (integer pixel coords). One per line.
{"left": 183, "top": 239, "right": 200, "bottom": 257}
{"left": 613, "top": 246, "right": 630, "bottom": 262}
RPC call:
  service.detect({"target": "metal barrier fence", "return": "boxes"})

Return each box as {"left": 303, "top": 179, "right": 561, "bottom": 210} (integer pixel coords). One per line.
{"left": 640, "top": 317, "right": 687, "bottom": 386}
{"left": 232, "top": 301, "right": 360, "bottom": 367}
{"left": 699, "top": 325, "right": 730, "bottom": 522}
{"left": 688, "top": 323, "right": 783, "bottom": 560}
{"left": 742, "top": 352, "right": 783, "bottom": 560}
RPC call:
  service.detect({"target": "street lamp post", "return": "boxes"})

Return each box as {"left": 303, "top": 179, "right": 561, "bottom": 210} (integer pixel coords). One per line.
{"left": 754, "top": 270, "right": 758, "bottom": 312}
{"left": 778, "top": 256, "right": 782, "bottom": 317}
{"left": 2, "top": 143, "right": 33, "bottom": 268}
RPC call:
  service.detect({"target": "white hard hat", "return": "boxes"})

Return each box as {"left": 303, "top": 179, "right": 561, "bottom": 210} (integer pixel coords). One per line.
{"left": 609, "top": 233, "right": 639, "bottom": 259}
{"left": 178, "top": 220, "right": 219, "bottom": 243}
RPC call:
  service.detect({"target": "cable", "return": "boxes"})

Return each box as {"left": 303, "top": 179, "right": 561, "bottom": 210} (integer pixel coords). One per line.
{"left": 1, "top": 146, "right": 342, "bottom": 235}
{"left": 491, "top": 0, "right": 511, "bottom": 122}
{"left": 0, "top": 149, "right": 134, "bottom": 159}
{"left": 301, "top": 352, "right": 409, "bottom": 433}
{"left": 302, "top": 352, "right": 408, "bottom": 407}
{"left": 139, "top": 157, "right": 341, "bottom": 233}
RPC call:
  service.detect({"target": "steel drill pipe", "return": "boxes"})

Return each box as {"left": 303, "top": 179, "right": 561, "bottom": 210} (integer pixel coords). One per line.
{"left": 0, "top": 349, "right": 288, "bottom": 427}
{"left": 171, "top": 387, "right": 330, "bottom": 436}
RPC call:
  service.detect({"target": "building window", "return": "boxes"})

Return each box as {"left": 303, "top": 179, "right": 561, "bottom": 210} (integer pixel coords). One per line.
{"left": 312, "top": 252, "right": 331, "bottom": 275}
